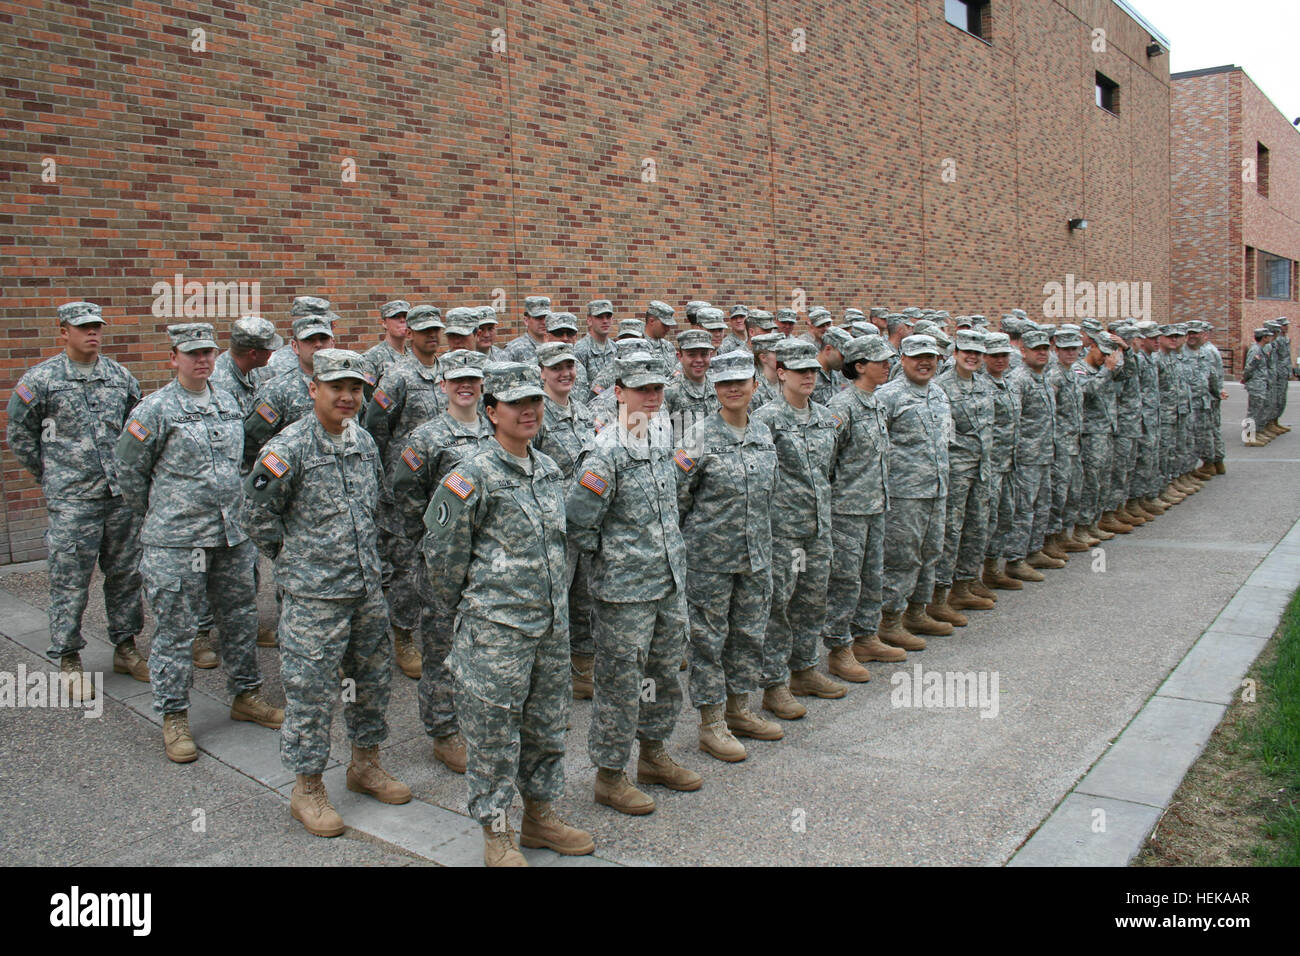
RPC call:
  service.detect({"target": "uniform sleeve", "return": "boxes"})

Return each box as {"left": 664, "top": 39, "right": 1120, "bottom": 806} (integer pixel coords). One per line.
{"left": 422, "top": 465, "right": 484, "bottom": 610}
{"left": 243, "top": 385, "right": 284, "bottom": 466}
{"left": 390, "top": 437, "right": 434, "bottom": 539}
{"left": 122, "top": 369, "right": 143, "bottom": 421}
{"left": 673, "top": 438, "right": 703, "bottom": 521}
{"left": 114, "top": 402, "right": 162, "bottom": 515}
{"left": 565, "top": 446, "right": 615, "bottom": 555}
{"left": 363, "top": 373, "right": 402, "bottom": 462}
{"left": 6, "top": 376, "right": 45, "bottom": 481}
{"left": 243, "top": 441, "right": 296, "bottom": 560}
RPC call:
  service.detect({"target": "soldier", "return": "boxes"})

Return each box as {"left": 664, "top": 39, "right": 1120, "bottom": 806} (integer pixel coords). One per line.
{"left": 642, "top": 301, "right": 680, "bottom": 378}
{"left": 1194, "top": 321, "right": 1228, "bottom": 474}
{"left": 566, "top": 352, "right": 702, "bottom": 815}
{"left": 698, "top": 307, "right": 729, "bottom": 351}
{"left": 389, "top": 350, "right": 493, "bottom": 774}
{"left": 257, "top": 295, "right": 336, "bottom": 386}
{"left": 868, "top": 307, "right": 889, "bottom": 336}
{"left": 244, "top": 348, "right": 408, "bottom": 835}
{"left": 683, "top": 300, "right": 711, "bottom": 326}
{"left": 1104, "top": 323, "right": 1146, "bottom": 529}
{"left": 588, "top": 337, "right": 658, "bottom": 428}
{"left": 1186, "top": 321, "right": 1224, "bottom": 480}
{"left": 474, "top": 306, "right": 505, "bottom": 361}
{"left": 744, "top": 310, "right": 776, "bottom": 347}
{"left": 1044, "top": 326, "right": 1089, "bottom": 555}
{"left": 1242, "top": 325, "right": 1273, "bottom": 448}
{"left": 875, "top": 334, "right": 953, "bottom": 646}
{"left": 979, "top": 332, "right": 1025, "bottom": 591}
{"left": 504, "top": 296, "right": 551, "bottom": 363}
{"left": 1271, "top": 317, "right": 1292, "bottom": 433}
{"left": 360, "top": 299, "right": 412, "bottom": 397}
{"left": 1004, "top": 327, "right": 1060, "bottom": 580}
{"left": 813, "top": 327, "right": 851, "bottom": 406}
{"left": 775, "top": 307, "right": 798, "bottom": 338}
{"left": 1074, "top": 329, "right": 1124, "bottom": 541}
{"left": 243, "top": 313, "right": 334, "bottom": 468}
{"left": 720, "top": 305, "right": 749, "bottom": 355}
{"left": 7, "top": 301, "right": 146, "bottom": 698}
{"left": 1161, "top": 325, "right": 1202, "bottom": 493}
{"left": 542, "top": 312, "right": 591, "bottom": 397}
{"left": 1130, "top": 322, "right": 1168, "bottom": 518}
{"left": 575, "top": 300, "right": 617, "bottom": 396}
{"left": 748, "top": 332, "right": 785, "bottom": 412}
{"left": 821, "top": 334, "right": 908, "bottom": 675}
{"left": 210, "top": 316, "right": 280, "bottom": 418}
{"left": 676, "top": 350, "right": 780, "bottom": 761}
{"left": 799, "top": 306, "right": 833, "bottom": 347}
{"left": 423, "top": 361, "right": 592, "bottom": 866}
{"left": 665, "top": 328, "right": 719, "bottom": 445}
{"left": 116, "top": 323, "right": 281, "bottom": 762}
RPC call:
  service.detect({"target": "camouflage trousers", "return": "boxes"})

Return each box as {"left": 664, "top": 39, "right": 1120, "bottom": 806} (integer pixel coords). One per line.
{"left": 1245, "top": 393, "right": 1268, "bottom": 442}
{"left": 43, "top": 496, "right": 143, "bottom": 661}
{"left": 381, "top": 512, "right": 421, "bottom": 632}
{"left": 821, "top": 512, "right": 885, "bottom": 649}
{"left": 882, "top": 496, "right": 944, "bottom": 612}
{"left": 1209, "top": 401, "right": 1225, "bottom": 462}
{"left": 1177, "top": 406, "right": 1195, "bottom": 473}
{"left": 985, "top": 470, "right": 1015, "bottom": 559}
{"left": 685, "top": 568, "right": 772, "bottom": 707}
{"left": 936, "top": 466, "right": 990, "bottom": 587}
{"left": 1193, "top": 404, "right": 1216, "bottom": 462}
{"left": 1135, "top": 423, "right": 1163, "bottom": 497}
{"left": 1159, "top": 409, "right": 1183, "bottom": 479}
{"left": 1050, "top": 448, "right": 1083, "bottom": 534}
{"left": 449, "top": 614, "right": 568, "bottom": 827}
{"left": 415, "top": 568, "right": 456, "bottom": 739}
{"left": 1108, "top": 433, "right": 1138, "bottom": 509}
{"left": 566, "top": 539, "right": 594, "bottom": 657}
{"left": 761, "top": 530, "right": 832, "bottom": 685}
{"left": 279, "top": 586, "right": 391, "bottom": 774}
{"left": 1008, "top": 463, "right": 1053, "bottom": 561}
{"left": 1078, "top": 432, "right": 1113, "bottom": 524}
{"left": 588, "top": 589, "right": 687, "bottom": 771}
{"left": 141, "top": 541, "right": 261, "bottom": 715}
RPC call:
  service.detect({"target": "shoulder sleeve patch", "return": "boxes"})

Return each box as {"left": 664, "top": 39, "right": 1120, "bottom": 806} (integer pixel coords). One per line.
{"left": 363, "top": 372, "right": 377, "bottom": 386}
{"left": 829, "top": 413, "right": 844, "bottom": 429}
{"left": 127, "top": 419, "right": 150, "bottom": 441}
{"left": 672, "top": 449, "right": 695, "bottom": 473}
{"left": 443, "top": 470, "right": 474, "bottom": 499}
{"left": 255, "top": 402, "right": 279, "bottom": 424}
{"left": 373, "top": 389, "right": 392, "bottom": 410}
{"left": 15, "top": 382, "right": 35, "bottom": 404}
{"left": 401, "top": 446, "right": 424, "bottom": 471}
{"left": 579, "top": 470, "right": 609, "bottom": 495}
{"left": 261, "top": 451, "right": 290, "bottom": 478}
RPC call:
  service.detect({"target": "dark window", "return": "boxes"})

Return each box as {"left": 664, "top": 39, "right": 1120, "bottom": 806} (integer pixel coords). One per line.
{"left": 1258, "top": 250, "right": 1293, "bottom": 300}
{"left": 1096, "top": 72, "right": 1119, "bottom": 114}
{"left": 1257, "top": 142, "right": 1270, "bottom": 197}
{"left": 946, "top": 0, "right": 989, "bottom": 40}
{"left": 1245, "top": 246, "right": 1256, "bottom": 299}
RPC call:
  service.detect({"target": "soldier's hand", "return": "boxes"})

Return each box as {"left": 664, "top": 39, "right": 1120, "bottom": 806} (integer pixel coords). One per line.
{"left": 1104, "top": 350, "right": 1121, "bottom": 370}
{"left": 1220, "top": 389, "right": 1229, "bottom": 400}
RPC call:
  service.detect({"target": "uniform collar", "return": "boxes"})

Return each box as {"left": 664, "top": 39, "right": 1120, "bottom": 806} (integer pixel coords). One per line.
{"left": 311, "top": 414, "right": 362, "bottom": 455}
{"left": 60, "top": 353, "right": 106, "bottom": 381}
{"left": 488, "top": 437, "right": 539, "bottom": 475}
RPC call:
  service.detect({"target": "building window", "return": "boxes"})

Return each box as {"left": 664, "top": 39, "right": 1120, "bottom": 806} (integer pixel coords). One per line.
{"left": 945, "top": 0, "right": 989, "bottom": 40}
{"left": 1095, "top": 72, "right": 1119, "bottom": 114}
{"left": 1245, "top": 246, "right": 1256, "bottom": 299}
{"left": 1258, "top": 250, "right": 1293, "bottom": 300}
{"left": 1257, "top": 142, "right": 1270, "bottom": 197}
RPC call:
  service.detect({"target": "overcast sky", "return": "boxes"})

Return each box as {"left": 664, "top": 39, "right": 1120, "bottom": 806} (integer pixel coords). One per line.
{"left": 1131, "top": 0, "right": 1300, "bottom": 123}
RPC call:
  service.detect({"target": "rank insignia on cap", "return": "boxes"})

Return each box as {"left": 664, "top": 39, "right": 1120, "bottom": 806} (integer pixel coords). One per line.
{"left": 401, "top": 446, "right": 423, "bottom": 471}
{"left": 579, "top": 470, "right": 609, "bottom": 496}
{"left": 261, "top": 451, "right": 289, "bottom": 478}
{"left": 373, "top": 389, "right": 392, "bottom": 410}
{"left": 672, "top": 449, "right": 695, "bottom": 473}
{"left": 15, "top": 382, "right": 35, "bottom": 404}
{"left": 443, "top": 471, "right": 474, "bottom": 500}
{"left": 127, "top": 419, "right": 150, "bottom": 441}
{"left": 256, "top": 402, "right": 279, "bottom": 424}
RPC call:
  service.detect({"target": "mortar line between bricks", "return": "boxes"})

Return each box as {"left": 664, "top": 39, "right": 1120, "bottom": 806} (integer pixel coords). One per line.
{"left": 1005, "top": 510, "right": 1300, "bottom": 866}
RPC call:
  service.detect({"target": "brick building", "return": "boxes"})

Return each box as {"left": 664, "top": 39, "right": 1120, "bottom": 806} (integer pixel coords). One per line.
{"left": 0, "top": 0, "right": 1172, "bottom": 563}
{"left": 1171, "top": 65, "right": 1300, "bottom": 373}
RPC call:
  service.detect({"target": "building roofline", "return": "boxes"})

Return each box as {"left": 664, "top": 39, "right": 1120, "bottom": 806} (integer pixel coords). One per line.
{"left": 1171, "top": 65, "right": 1240, "bottom": 80}
{"left": 1112, "top": 0, "right": 1170, "bottom": 50}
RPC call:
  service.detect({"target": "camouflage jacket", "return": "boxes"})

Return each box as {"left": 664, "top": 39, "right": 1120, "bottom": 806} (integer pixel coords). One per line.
{"left": 644, "top": 337, "right": 680, "bottom": 379}
{"left": 536, "top": 394, "right": 596, "bottom": 480}
{"left": 210, "top": 351, "right": 257, "bottom": 417}
{"left": 1136, "top": 350, "right": 1162, "bottom": 434}
{"left": 7, "top": 353, "right": 140, "bottom": 500}
{"left": 1007, "top": 365, "right": 1056, "bottom": 464}
{"left": 811, "top": 366, "right": 846, "bottom": 408}
{"left": 934, "top": 367, "right": 993, "bottom": 478}
{"left": 390, "top": 412, "right": 495, "bottom": 540}
{"left": 244, "top": 367, "right": 313, "bottom": 466}
{"left": 665, "top": 376, "right": 719, "bottom": 446}
{"left": 361, "top": 340, "right": 406, "bottom": 399}
{"left": 983, "top": 370, "right": 1021, "bottom": 473}
{"left": 675, "top": 413, "right": 777, "bottom": 572}
{"left": 245, "top": 415, "right": 383, "bottom": 598}
{"left": 749, "top": 376, "right": 780, "bottom": 414}
{"left": 1177, "top": 349, "right": 1206, "bottom": 412}
{"left": 718, "top": 332, "right": 748, "bottom": 356}
{"left": 1242, "top": 343, "right": 1269, "bottom": 395}
{"left": 1159, "top": 350, "right": 1192, "bottom": 413}
{"left": 826, "top": 385, "right": 890, "bottom": 514}
{"left": 503, "top": 333, "right": 545, "bottom": 364}
{"left": 574, "top": 335, "right": 617, "bottom": 397}
{"left": 1072, "top": 360, "right": 1116, "bottom": 435}
{"left": 874, "top": 376, "right": 951, "bottom": 498}
{"left": 1046, "top": 358, "right": 1082, "bottom": 456}
{"left": 252, "top": 343, "right": 298, "bottom": 387}
{"left": 365, "top": 354, "right": 446, "bottom": 468}
{"left": 751, "top": 396, "right": 838, "bottom": 537}
{"left": 115, "top": 381, "right": 246, "bottom": 548}
{"left": 1195, "top": 343, "right": 1222, "bottom": 407}
{"left": 1114, "top": 352, "right": 1143, "bottom": 437}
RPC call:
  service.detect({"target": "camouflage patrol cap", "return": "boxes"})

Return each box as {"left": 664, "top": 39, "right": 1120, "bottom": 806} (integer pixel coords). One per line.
{"left": 1021, "top": 328, "right": 1052, "bottom": 350}
{"left": 536, "top": 342, "right": 578, "bottom": 367}
{"left": 439, "top": 348, "right": 487, "bottom": 380}
{"left": 933, "top": 311, "right": 951, "bottom": 322}
{"left": 474, "top": 306, "right": 498, "bottom": 326}
{"left": 1169, "top": 323, "right": 1189, "bottom": 336}
{"left": 821, "top": 327, "right": 853, "bottom": 353}
{"left": 406, "top": 305, "right": 444, "bottom": 331}
{"left": 1135, "top": 320, "right": 1160, "bottom": 338}
{"left": 774, "top": 338, "right": 822, "bottom": 371}
{"left": 312, "top": 348, "right": 368, "bottom": 382}
{"left": 484, "top": 361, "right": 545, "bottom": 401}
{"left": 646, "top": 301, "right": 676, "bottom": 325}
{"left": 292, "top": 314, "right": 333, "bottom": 341}
{"left": 886, "top": 313, "right": 913, "bottom": 333}
{"left": 708, "top": 349, "right": 757, "bottom": 384}
{"left": 954, "top": 315, "right": 974, "bottom": 329}
{"left": 1254, "top": 326, "right": 1271, "bottom": 340}
{"left": 587, "top": 299, "right": 614, "bottom": 317}
{"left": 953, "top": 329, "right": 987, "bottom": 353}
{"left": 869, "top": 307, "right": 889, "bottom": 319}
{"left": 901, "top": 307, "right": 923, "bottom": 319}
{"left": 441, "top": 308, "right": 478, "bottom": 337}
{"left": 676, "top": 329, "right": 714, "bottom": 351}
{"left": 615, "top": 337, "right": 651, "bottom": 358}
{"left": 844, "top": 308, "right": 866, "bottom": 323}
{"left": 729, "top": 304, "right": 750, "bottom": 319}
{"left": 1052, "top": 327, "right": 1084, "bottom": 348}
{"left": 546, "top": 312, "right": 580, "bottom": 333}
{"left": 617, "top": 318, "right": 646, "bottom": 339}
{"left": 1010, "top": 309, "right": 1028, "bottom": 320}
{"left": 913, "top": 321, "right": 951, "bottom": 348}
{"left": 290, "top": 295, "right": 334, "bottom": 319}
{"left": 1085, "top": 328, "right": 1114, "bottom": 353}
{"left": 841, "top": 335, "right": 895, "bottom": 366}
{"left": 900, "top": 334, "right": 943, "bottom": 357}
{"left": 1275, "top": 317, "right": 1290, "bottom": 327}
{"left": 775, "top": 307, "right": 798, "bottom": 324}
{"left": 1110, "top": 323, "right": 1140, "bottom": 343}
{"left": 969, "top": 314, "right": 989, "bottom": 328}
{"left": 750, "top": 332, "right": 785, "bottom": 355}
{"left": 617, "top": 352, "right": 669, "bottom": 388}
{"left": 380, "top": 299, "right": 410, "bottom": 319}
{"left": 524, "top": 296, "right": 551, "bottom": 318}
{"left": 57, "top": 301, "right": 105, "bottom": 326}
{"left": 230, "top": 315, "right": 282, "bottom": 350}
{"left": 697, "top": 308, "right": 728, "bottom": 330}
{"left": 982, "top": 332, "right": 1014, "bottom": 354}
{"left": 849, "top": 321, "right": 879, "bottom": 338}
{"left": 745, "top": 311, "right": 776, "bottom": 331}
{"left": 167, "top": 322, "right": 218, "bottom": 352}
{"left": 685, "top": 301, "right": 711, "bottom": 321}
{"left": 808, "top": 307, "right": 833, "bottom": 327}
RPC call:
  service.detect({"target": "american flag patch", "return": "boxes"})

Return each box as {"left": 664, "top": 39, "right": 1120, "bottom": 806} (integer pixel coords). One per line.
{"left": 127, "top": 419, "right": 150, "bottom": 442}
{"left": 443, "top": 471, "right": 474, "bottom": 499}
{"left": 401, "top": 446, "right": 423, "bottom": 471}
{"left": 373, "top": 389, "right": 392, "bottom": 410}
{"left": 591, "top": 384, "right": 605, "bottom": 394}
{"left": 579, "top": 470, "right": 608, "bottom": 496}
{"left": 15, "top": 382, "right": 35, "bottom": 404}
{"left": 672, "top": 449, "right": 695, "bottom": 472}
{"left": 256, "top": 402, "right": 279, "bottom": 424}
{"left": 363, "top": 372, "right": 377, "bottom": 386}
{"left": 830, "top": 413, "right": 844, "bottom": 429}
{"left": 261, "top": 451, "right": 289, "bottom": 478}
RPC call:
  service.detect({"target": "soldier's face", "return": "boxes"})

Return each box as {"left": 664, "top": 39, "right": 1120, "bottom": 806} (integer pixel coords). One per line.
{"left": 477, "top": 324, "right": 496, "bottom": 347}
{"left": 541, "top": 359, "right": 576, "bottom": 397}
{"left": 1055, "top": 346, "right": 1080, "bottom": 365}
{"left": 984, "top": 353, "right": 1010, "bottom": 376}
{"left": 645, "top": 317, "right": 665, "bottom": 339}
{"left": 728, "top": 314, "right": 746, "bottom": 333}
{"left": 681, "top": 348, "right": 711, "bottom": 381}
{"left": 444, "top": 332, "right": 473, "bottom": 352}
{"left": 864, "top": 359, "right": 892, "bottom": 388}
{"left": 383, "top": 314, "right": 409, "bottom": 342}
{"left": 758, "top": 350, "right": 778, "bottom": 374}
{"left": 901, "top": 353, "right": 937, "bottom": 384}
{"left": 546, "top": 329, "right": 578, "bottom": 344}
{"left": 779, "top": 367, "right": 816, "bottom": 400}
{"left": 1022, "top": 345, "right": 1050, "bottom": 370}
{"left": 410, "top": 328, "right": 440, "bottom": 360}
{"left": 778, "top": 320, "right": 795, "bottom": 336}
{"left": 526, "top": 313, "right": 548, "bottom": 337}
{"left": 62, "top": 322, "right": 103, "bottom": 361}
{"left": 172, "top": 347, "right": 217, "bottom": 386}
{"left": 489, "top": 395, "right": 542, "bottom": 442}
{"left": 709, "top": 328, "right": 726, "bottom": 349}
{"left": 441, "top": 375, "right": 482, "bottom": 411}
{"left": 871, "top": 316, "right": 888, "bottom": 334}
{"left": 294, "top": 334, "right": 334, "bottom": 373}
{"left": 715, "top": 377, "right": 755, "bottom": 412}
{"left": 616, "top": 383, "right": 664, "bottom": 418}
{"left": 590, "top": 312, "right": 613, "bottom": 337}
{"left": 310, "top": 377, "right": 363, "bottom": 431}
{"left": 956, "top": 348, "right": 982, "bottom": 372}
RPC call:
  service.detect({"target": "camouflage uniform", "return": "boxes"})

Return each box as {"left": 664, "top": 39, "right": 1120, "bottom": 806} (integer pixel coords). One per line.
{"left": 983, "top": 360, "right": 1021, "bottom": 561}
{"left": 1242, "top": 340, "right": 1270, "bottom": 437}
{"left": 1134, "top": 344, "right": 1163, "bottom": 499}
{"left": 574, "top": 335, "right": 617, "bottom": 402}
{"left": 243, "top": 368, "right": 314, "bottom": 469}
{"left": 210, "top": 351, "right": 258, "bottom": 418}
{"left": 665, "top": 375, "right": 719, "bottom": 448}
{"left": 1198, "top": 337, "right": 1225, "bottom": 464}
{"left": 360, "top": 339, "right": 406, "bottom": 400}
{"left": 1108, "top": 349, "right": 1140, "bottom": 510}
{"left": 503, "top": 333, "right": 545, "bottom": 364}
{"left": 1176, "top": 343, "right": 1201, "bottom": 473}
{"left": 1006, "top": 360, "right": 1056, "bottom": 560}
{"left": 811, "top": 366, "right": 845, "bottom": 407}
{"left": 933, "top": 365, "right": 993, "bottom": 588}
{"left": 1073, "top": 357, "right": 1115, "bottom": 526}
{"left": 8, "top": 349, "right": 144, "bottom": 661}
{"left": 1047, "top": 350, "right": 1084, "bottom": 536}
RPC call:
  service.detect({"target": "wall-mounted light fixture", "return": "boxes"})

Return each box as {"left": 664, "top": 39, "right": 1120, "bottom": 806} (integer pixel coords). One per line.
{"left": 1146, "top": 41, "right": 1166, "bottom": 57}
{"left": 1069, "top": 218, "right": 1089, "bottom": 231}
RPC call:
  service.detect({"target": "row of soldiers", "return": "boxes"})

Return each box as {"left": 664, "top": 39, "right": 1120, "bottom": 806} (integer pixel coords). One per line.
{"left": 5, "top": 295, "right": 1288, "bottom": 867}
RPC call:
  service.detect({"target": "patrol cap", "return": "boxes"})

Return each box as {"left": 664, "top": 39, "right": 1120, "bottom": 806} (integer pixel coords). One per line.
{"left": 474, "top": 306, "right": 498, "bottom": 326}
{"left": 933, "top": 311, "right": 951, "bottom": 322}
{"left": 953, "top": 329, "right": 987, "bottom": 353}
{"left": 808, "top": 307, "right": 833, "bottom": 327}
{"left": 969, "top": 314, "right": 989, "bottom": 328}
{"left": 821, "top": 327, "right": 853, "bottom": 353}
{"left": 886, "top": 313, "right": 913, "bottom": 333}
{"left": 1021, "top": 328, "right": 1052, "bottom": 350}
{"left": 1275, "top": 317, "right": 1290, "bottom": 326}
{"left": 677, "top": 329, "right": 714, "bottom": 351}
{"left": 484, "top": 361, "right": 545, "bottom": 401}
{"left": 587, "top": 299, "right": 614, "bottom": 317}
{"left": 615, "top": 337, "right": 651, "bottom": 358}
{"left": 842, "top": 335, "right": 895, "bottom": 365}
{"left": 775, "top": 308, "right": 798, "bottom": 325}
{"left": 729, "top": 304, "right": 750, "bottom": 319}
{"left": 954, "top": 315, "right": 974, "bottom": 329}
{"left": 292, "top": 314, "right": 333, "bottom": 341}
{"left": 406, "top": 305, "right": 444, "bottom": 331}
{"left": 617, "top": 318, "right": 646, "bottom": 339}
{"left": 1085, "top": 328, "right": 1114, "bottom": 353}
{"left": 442, "top": 308, "right": 479, "bottom": 337}
{"left": 1254, "top": 326, "right": 1271, "bottom": 340}
{"left": 849, "top": 321, "right": 879, "bottom": 337}
{"left": 546, "top": 312, "right": 580, "bottom": 334}
{"left": 524, "top": 295, "right": 551, "bottom": 318}
{"left": 1053, "top": 330, "right": 1084, "bottom": 348}
{"left": 1169, "top": 323, "right": 1189, "bottom": 336}
{"left": 380, "top": 299, "right": 410, "bottom": 319}
{"left": 230, "top": 315, "right": 282, "bottom": 350}
{"left": 1011, "top": 309, "right": 1029, "bottom": 320}
{"left": 913, "top": 321, "right": 951, "bottom": 349}
{"left": 1001, "top": 316, "right": 1023, "bottom": 335}
{"left": 901, "top": 307, "right": 923, "bottom": 319}
{"left": 536, "top": 342, "right": 577, "bottom": 367}
{"left": 774, "top": 338, "right": 822, "bottom": 371}
{"left": 844, "top": 308, "right": 865, "bottom": 323}
{"left": 708, "top": 349, "right": 756, "bottom": 384}
{"left": 168, "top": 322, "right": 218, "bottom": 352}
{"left": 900, "top": 334, "right": 943, "bottom": 357}
{"left": 1110, "top": 323, "right": 1139, "bottom": 343}
{"left": 982, "top": 332, "right": 1013, "bottom": 354}
{"left": 697, "top": 308, "right": 728, "bottom": 331}
{"left": 439, "top": 348, "right": 487, "bottom": 380}
{"left": 1135, "top": 320, "right": 1160, "bottom": 338}
{"left": 646, "top": 301, "right": 676, "bottom": 325}
{"left": 750, "top": 332, "right": 785, "bottom": 355}
{"left": 869, "top": 307, "right": 889, "bottom": 319}
{"left": 616, "top": 352, "right": 670, "bottom": 388}
{"left": 685, "top": 300, "right": 711, "bottom": 321}
{"left": 58, "top": 301, "right": 105, "bottom": 326}
{"left": 745, "top": 311, "right": 776, "bottom": 331}
{"left": 290, "top": 295, "right": 332, "bottom": 317}
{"left": 311, "top": 348, "right": 368, "bottom": 382}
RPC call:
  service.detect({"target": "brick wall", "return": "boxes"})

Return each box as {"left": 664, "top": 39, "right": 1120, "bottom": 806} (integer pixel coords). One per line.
{"left": 0, "top": 0, "right": 1172, "bottom": 563}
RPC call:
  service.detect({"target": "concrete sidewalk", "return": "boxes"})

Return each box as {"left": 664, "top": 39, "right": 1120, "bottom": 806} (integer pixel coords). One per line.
{"left": 0, "top": 383, "right": 1295, "bottom": 866}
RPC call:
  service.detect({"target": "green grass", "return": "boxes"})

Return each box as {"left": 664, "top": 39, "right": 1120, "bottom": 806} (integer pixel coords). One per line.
{"left": 1247, "top": 588, "right": 1300, "bottom": 866}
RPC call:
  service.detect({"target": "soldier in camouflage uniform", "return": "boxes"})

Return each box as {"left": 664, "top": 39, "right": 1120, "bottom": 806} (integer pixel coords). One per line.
{"left": 813, "top": 327, "right": 851, "bottom": 406}
{"left": 699, "top": 307, "right": 729, "bottom": 351}
{"left": 243, "top": 313, "right": 334, "bottom": 469}
{"left": 798, "top": 306, "right": 833, "bottom": 348}
{"left": 665, "top": 328, "right": 719, "bottom": 446}
{"left": 503, "top": 295, "right": 550, "bottom": 363}
{"left": 566, "top": 352, "right": 702, "bottom": 815}
{"left": 542, "top": 312, "right": 591, "bottom": 397}
{"left": 775, "top": 307, "right": 798, "bottom": 338}
{"left": 255, "top": 295, "right": 337, "bottom": 387}
{"left": 1044, "top": 326, "right": 1088, "bottom": 556}
{"left": 641, "top": 301, "right": 680, "bottom": 379}
{"left": 7, "top": 301, "right": 146, "bottom": 698}
{"left": 1130, "top": 322, "right": 1168, "bottom": 518}
{"left": 474, "top": 306, "right": 506, "bottom": 361}
{"left": 1186, "top": 321, "right": 1224, "bottom": 480}
{"left": 1159, "top": 325, "right": 1201, "bottom": 495}
{"left": 1103, "top": 323, "right": 1145, "bottom": 529}
{"left": 676, "top": 350, "right": 780, "bottom": 762}
{"left": 1195, "top": 321, "right": 1229, "bottom": 473}
{"left": 574, "top": 300, "right": 617, "bottom": 401}
{"left": 1004, "top": 327, "right": 1059, "bottom": 580}
{"left": 979, "top": 332, "right": 1025, "bottom": 591}
{"left": 1270, "top": 317, "right": 1291, "bottom": 433}
{"left": 748, "top": 332, "right": 785, "bottom": 412}
{"left": 245, "top": 349, "right": 410, "bottom": 837}
{"left": 719, "top": 305, "right": 749, "bottom": 356}
{"left": 359, "top": 299, "right": 412, "bottom": 400}
{"left": 210, "top": 316, "right": 280, "bottom": 419}
{"left": 1074, "top": 329, "right": 1123, "bottom": 540}
{"left": 1241, "top": 325, "right": 1273, "bottom": 448}
{"left": 116, "top": 323, "right": 281, "bottom": 763}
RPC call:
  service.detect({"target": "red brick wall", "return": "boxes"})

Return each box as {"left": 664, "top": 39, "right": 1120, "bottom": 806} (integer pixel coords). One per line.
{"left": 0, "top": 0, "right": 1171, "bottom": 563}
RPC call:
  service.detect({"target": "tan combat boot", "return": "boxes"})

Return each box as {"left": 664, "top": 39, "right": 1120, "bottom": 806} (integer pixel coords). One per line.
{"left": 571, "top": 653, "right": 594, "bottom": 700}
{"left": 725, "top": 692, "right": 784, "bottom": 738}
{"left": 1098, "top": 512, "right": 1132, "bottom": 534}
{"left": 1159, "top": 485, "right": 1184, "bottom": 504}
{"left": 482, "top": 824, "right": 527, "bottom": 866}
{"left": 520, "top": 799, "right": 595, "bottom": 855}
{"left": 983, "top": 557, "right": 1023, "bottom": 591}
{"left": 433, "top": 732, "right": 467, "bottom": 774}
{"left": 392, "top": 627, "right": 421, "bottom": 679}
{"left": 698, "top": 705, "right": 747, "bottom": 762}
{"left": 949, "top": 579, "right": 995, "bottom": 611}
{"left": 1005, "top": 559, "right": 1045, "bottom": 583}
{"left": 877, "top": 610, "right": 927, "bottom": 650}
{"left": 1088, "top": 522, "right": 1115, "bottom": 540}
{"left": 1118, "top": 503, "right": 1146, "bottom": 525}
{"left": 346, "top": 745, "right": 412, "bottom": 804}
{"left": 761, "top": 684, "right": 808, "bottom": 719}
{"left": 291, "top": 773, "right": 345, "bottom": 837}
{"left": 1274, "top": 422, "right": 1291, "bottom": 433}
{"left": 1193, "top": 464, "right": 1215, "bottom": 481}
{"left": 903, "top": 601, "right": 954, "bottom": 636}
{"left": 1027, "top": 550, "right": 1066, "bottom": 570}
{"left": 1057, "top": 530, "right": 1089, "bottom": 553}
{"left": 1072, "top": 524, "right": 1101, "bottom": 547}
{"left": 1213, "top": 460, "right": 1226, "bottom": 474}
{"left": 827, "top": 646, "right": 871, "bottom": 683}
{"left": 231, "top": 688, "right": 284, "bottom": 728}
{"left": 163, "top": 711, "right": 197, "bottom": 763}
{"left": 192, "top": 629, "right": 218, "bottom": 669}
{"left": 112, "top": 640, "right": 150, "bottom": 682}
{"left": 1136, "top": 498, "right": 1164, "bottom": 518}
{"left": 637, "top": 739, "right": 703, "bottom": 791}
{"left": 790, "top": 666, "right": 848, "bottom": 698}
{"left": 1041, "top": 534, "right": 1071, "bottom": 560}
{"left": 925, "top": 586, "right": 968, "bottom": 627}
{"left": 852, "top": 632, "right": 908, "bottom": 662}
{"left": 968, "top": 576, "right": 999, "bottom": 601}
{"left": 595, "top": 767, "right": 656, "bottom": 814}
